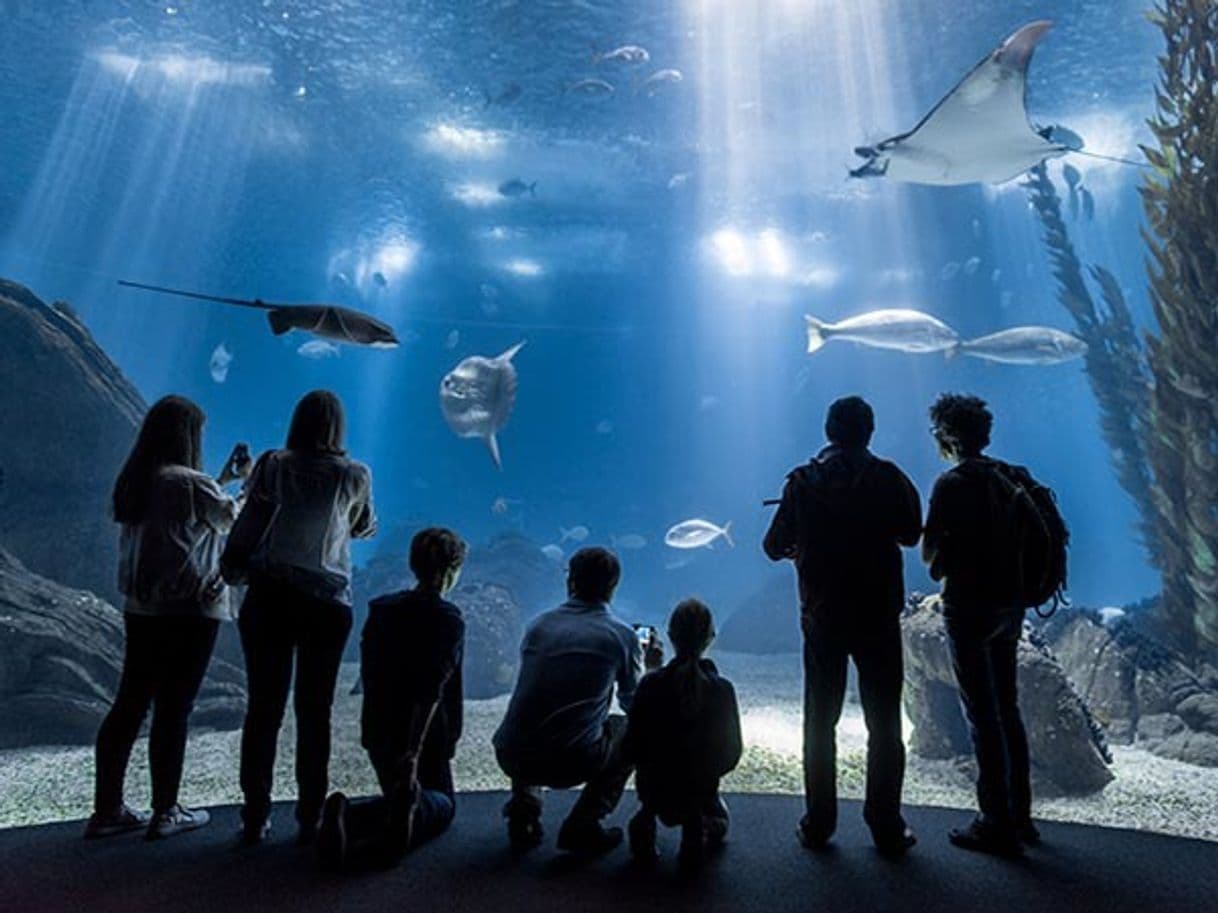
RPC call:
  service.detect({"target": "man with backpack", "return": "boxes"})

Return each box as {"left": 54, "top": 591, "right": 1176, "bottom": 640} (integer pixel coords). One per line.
{"left": 923, "top": 393, "right": 1069, "bottom": 857}
{"left": 764, "top": 396, "right": 922, "bottom": 856}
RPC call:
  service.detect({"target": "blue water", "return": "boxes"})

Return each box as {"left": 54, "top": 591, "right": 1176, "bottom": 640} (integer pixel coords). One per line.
{"left": 0, "top": 0, "right": 1163, "bottom": 620}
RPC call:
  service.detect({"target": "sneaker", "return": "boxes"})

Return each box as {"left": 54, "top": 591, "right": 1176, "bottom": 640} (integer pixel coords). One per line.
{"left": 948, "top": 819, "right": 1022, "bottom": 858}
{"left": 84, "top": 805, "right": 150, "bottom": 839}
{"left": 556, "top": 818, "right": 624, "bottom": 857}
{"left": 316, "top": 793, "right": 348, "bottom": 872}
{"left": 146, "top": 805, "right": 210, "bottom": 841}
{"left": 238, "top": 819, "right": 272, "bottom": 847}
{"left": 796, "top": 815, "right": 833, "bottom": 851}
{"left": 503, "top": 797, "right": 544, "bottom": 852}
{"left": 874, "top": 826, "right": 918, "bottom": 857}
{"left": 627, "top": 811, "right": 657, "bottom": 863}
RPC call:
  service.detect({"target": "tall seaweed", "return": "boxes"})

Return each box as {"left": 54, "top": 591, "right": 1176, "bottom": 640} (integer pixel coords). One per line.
{"left": 1139, "top": 0, "right": 1218, "bottom": 654}
{"left": 1023, "top": 165, "right": 1159, "bottom": 569}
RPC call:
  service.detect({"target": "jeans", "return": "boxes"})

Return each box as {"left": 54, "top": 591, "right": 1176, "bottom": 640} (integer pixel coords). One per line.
{"left": 946, "top": 609, "right": 1031, "bottom": 831}
{"left": 94, "top": 614, "right": 219, "bottom": 815}
{"left": 237, "top": 579, "right": 352, "bottom": 830}
{"left": 801, "top": 613, "right": 907, "bottom": 841}
{"left": 500, "top": 714, "right": 633, "bottom": 826}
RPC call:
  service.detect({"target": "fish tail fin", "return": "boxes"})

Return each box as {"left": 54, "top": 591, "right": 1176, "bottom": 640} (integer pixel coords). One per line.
{"left": 560, "top": 527, "right": 571, "bottom": 543}
{"left": 805, "top": 315, "right": 828, "bottom": 354}
{"left": 267, "top": 310, "right": 293, "bottom": 336}
{"left": 722, "top": 521, "right": 734, "bottom": 548}
{"left": 485, "top": 433, "right": 502, "bottom": 470}
{"left": 499, "top": 340, "right": 526, "bottom": 362}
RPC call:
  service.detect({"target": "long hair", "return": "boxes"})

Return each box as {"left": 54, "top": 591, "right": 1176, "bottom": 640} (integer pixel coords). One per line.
{"left": 286, "top": 390, "right": 346, "bottom": 455}
{"left": 667, "top": 598, "right": 716, "bottom": 720}
{"left": 112, "top": 395, "right": 205, "bottom": 524}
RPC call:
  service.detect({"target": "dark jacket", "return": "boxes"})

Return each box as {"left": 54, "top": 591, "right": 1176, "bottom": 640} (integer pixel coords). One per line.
{"left": 764, "top": 445, "right": 922, "bottom": 621}
{"left": 923, "top": 456, "right": 1027, "bottom": 614}
{"left": 360, "top": 589, "right": 465, "bottom": 773}
{"left": 622, "top": 658, "right": 742, "bottom": 817}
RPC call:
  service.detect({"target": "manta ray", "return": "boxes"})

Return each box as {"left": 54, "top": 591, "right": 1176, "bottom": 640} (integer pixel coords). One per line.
{"left": 118, "top": 280, "right": 399, "bottom": 347}
{"left": 851, "top": 21, "right": 1077, "bottom": 186}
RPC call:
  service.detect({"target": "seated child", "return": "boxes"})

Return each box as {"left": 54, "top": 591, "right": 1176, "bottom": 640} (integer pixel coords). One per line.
{"left": 317, "top": 527, "right": 467, "bottom": 872}
{"left": 622, "top": 598, "right": 743, "bottom": 869}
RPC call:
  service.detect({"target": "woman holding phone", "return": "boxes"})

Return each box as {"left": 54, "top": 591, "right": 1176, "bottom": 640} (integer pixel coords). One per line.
{"left": 87, "top": 395, "right": 250, "bottom": 841}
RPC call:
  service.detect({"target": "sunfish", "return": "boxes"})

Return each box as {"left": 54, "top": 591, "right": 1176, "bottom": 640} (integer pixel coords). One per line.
{"left": 850, "top": 21, "right": 1074, "bottom": 185}
{"left": 805, "top": 309, "right": 959, "bottom": 354}
{"left": 955, "top": 326, "right": 1088, "bottom": 365}
{"left": 439, "top": 341, "right": 525, "bottom": 470}
{"left": 665, "top": 519, "right": 733, "bottom": 550}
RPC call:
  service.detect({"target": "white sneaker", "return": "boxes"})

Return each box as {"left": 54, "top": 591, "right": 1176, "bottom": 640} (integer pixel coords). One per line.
{"left": 146, "top": 805, "right": 211, "bottom": 840}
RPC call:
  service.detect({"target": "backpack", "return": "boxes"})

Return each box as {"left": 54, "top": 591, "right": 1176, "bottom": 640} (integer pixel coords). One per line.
{"left": 982, "top": 460, "right": 1070, "bottom": 617}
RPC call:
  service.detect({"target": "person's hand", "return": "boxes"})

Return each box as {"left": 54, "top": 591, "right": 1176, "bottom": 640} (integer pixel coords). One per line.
{"left": 218, "top": 444, "right": 253, "bottom": 485}
{"left": 643, "top": 630, "right": 665, "bottom": 671}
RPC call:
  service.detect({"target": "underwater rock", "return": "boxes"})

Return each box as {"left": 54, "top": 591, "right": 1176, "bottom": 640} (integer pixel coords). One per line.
{"left": 716, "top": 572, "right": 801, "bottom": 654}
{"left": 0, "top": 279, "right": 145, "bottom": 602}
{"left": 1039, "top": 610, "right": 1218, "bottom": 767}
{"left": 902, "top": 598, "right": 1114, "bottom": 795}
{"left": 0, "top": 548, "right": 245, "bottom": 748}
{"left": 451, "top": 581, "right": 523, "bottom": 700}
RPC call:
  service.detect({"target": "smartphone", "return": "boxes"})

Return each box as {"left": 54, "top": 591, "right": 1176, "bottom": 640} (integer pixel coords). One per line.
{"left": 632, "top": 623, "right": 656, "bottom": 647}
{"left": 231, "top": 442, "right": 251, "bottom": 467}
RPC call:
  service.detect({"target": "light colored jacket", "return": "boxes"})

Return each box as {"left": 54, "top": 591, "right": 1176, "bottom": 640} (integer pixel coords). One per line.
{"left": 245, "top": 449, "right": 376, "bottom": 605}
{"left": 119, "top": 465, "right": 240, "bottom": 620}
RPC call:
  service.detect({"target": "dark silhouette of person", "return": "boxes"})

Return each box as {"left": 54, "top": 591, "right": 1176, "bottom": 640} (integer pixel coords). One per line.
{"left": 493, "top": 547, "right": 663, "bottom": 855}
{"left": 235, "top": 390, "right": 377, "bottom": 846}
{"left": 621, "top": 599, "right": 742, "bottom": 870}
{"left": 923, "top": 393, "right": 1035, "bottom": 856}
{"left": 764, "top": 395, "right": 922, "bottom": 855}
{"left": 89, "top": 395, "right": 250, "bottom": 840}
{"left": 316, "top": 527, "right": 467, "bottom": 872}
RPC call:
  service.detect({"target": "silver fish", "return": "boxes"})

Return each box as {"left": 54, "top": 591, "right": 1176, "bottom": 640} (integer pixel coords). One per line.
{"left": 805, "top": 309, "right": 959, "bottom": 355}
{"left": 297, "top": 339, "right": 341, "bottom": 359}
{"left": 956, "top": 326, "right": 1088, "bottom": 365}
{"left": 567, "top": 78, "right": 615, "bottom": 96}
{"left": 595, "top": 45, "right": 650, "bottom": 65}
{"left": 640, "top": 68, "right": 682, "bottom": 96}
{"left": 664, "top": 519, "right": 733, "bottom": 550}
{"left": 439, "top": 341, "right": 525, "bottom": 469}
{"left": 209, "top": 343, "right": 233, "bottom": 384}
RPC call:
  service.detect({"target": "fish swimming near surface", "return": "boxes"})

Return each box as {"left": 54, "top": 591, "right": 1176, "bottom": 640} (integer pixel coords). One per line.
{"left": 566, "top": 78, "right": 615, "bottom": 96}
{"left": 118, "top": 280, "right": 400, "bottom": 348}
{"left": 639, "top": 68, "right": 682, "bottom": 96}
{"left": 849, "top": 21, "right": 1075, "bottom": 185}
{"left": 805, "top": 309, "right": 960, "bottom": 355}
{"left": 665, "top": 519, "right": 733, "bottom": 550}
{"left": 439, "top": 341, "right": 525, "bottom": 469}
{"left": 209, "top": 343, "right": 233, "bottom": 383}
{"left": 954, "top": 326, "right": 1088, "bottom": 365}
{"left": 594, "top": 44, "right": 650, "bottom": 65}
{"left": 498, "top": 178, "right": 537, "bottom": 197}
{"left": 372, "top": 271, "right": 388, "bottom": 288}
{"left": 297, "top": 340, "right": 341, "bottom": 359}
{"left": 560, "top": 525, "right": 590, "bottom": 545}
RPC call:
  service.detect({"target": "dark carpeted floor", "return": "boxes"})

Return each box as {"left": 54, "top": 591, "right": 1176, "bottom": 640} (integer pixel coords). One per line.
{"left": 1, "top": 792, "right": 1213, "bottom": 913}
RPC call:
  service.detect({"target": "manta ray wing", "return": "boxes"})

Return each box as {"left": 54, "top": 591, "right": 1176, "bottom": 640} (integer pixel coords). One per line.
{"left": 875, "top": 21, "right": 1067, "bottom": 185}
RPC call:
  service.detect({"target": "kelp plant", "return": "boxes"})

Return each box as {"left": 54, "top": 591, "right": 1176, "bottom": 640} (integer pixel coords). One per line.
{"left": 1139, "top": 0, "right": 1218, "bottom": 655}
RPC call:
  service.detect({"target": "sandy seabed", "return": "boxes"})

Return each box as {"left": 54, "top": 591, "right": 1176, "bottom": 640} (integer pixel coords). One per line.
{"left": 2, "top": 652, "right": 1216, "bottom": 841}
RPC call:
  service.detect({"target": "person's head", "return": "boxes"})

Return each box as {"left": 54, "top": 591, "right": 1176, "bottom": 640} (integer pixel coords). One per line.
{"left": 286, "top": 390, "right": 346, "bottom": 455}
{"left": 410, "top": 527, "right": 468, "bottom": 594}
{"left": 668, "top": 598, "right": 716, "bottom": 660}
{"left": 112, "top": 395, "right": 205, "bottom": 524}
{"left": 825, "top": 396, "right": 875, "bottom": 449}
{"left": 929, "top": 393, "right": 993, "bottom": 461}
{"left": 567, "top": 547, "right": 621, "bottom": 604}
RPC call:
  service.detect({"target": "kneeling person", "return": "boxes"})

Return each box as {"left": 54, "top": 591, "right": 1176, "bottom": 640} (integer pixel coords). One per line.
{"left": 318, "top": 527, "right": 467, "bottom": 871}
{"left": 623, "top": 599, "right": 742, "bottom": 869}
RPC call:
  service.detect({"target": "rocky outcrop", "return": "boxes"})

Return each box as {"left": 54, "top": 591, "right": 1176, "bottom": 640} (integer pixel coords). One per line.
{"left": 717, "top": 572, "right": 801, "bottom": 654}
{"left": 1041, "top": 610, "right": 1218, "bottom": 766}
{"left": 0, "top": 548, "right": 244, "bottom": 748}
{"left": 0, "top": 280, "right": 144, "bottom": 601}
{"left": 903, "top": 598, "right": 1114, "bottom": 795}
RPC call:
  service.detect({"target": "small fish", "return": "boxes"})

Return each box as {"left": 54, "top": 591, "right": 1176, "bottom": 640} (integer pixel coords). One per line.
{"left": 297, "top": 339, "right": 341, "bottom": 360}
{"left": 664, "top": 553, "right": 696, "bottom": 571}
{"left": 1062, "top": 163, "right": 1082, "bottom": 189}
{"left": 1081, "top": 187, "right": 1095, "bottom": 222}
{"left": 640, "top": 68, "right": 682, "bottom": 96}
{"left": 491, "top": 496, "right": 518, "bottom": 516}
{"left": 940, "top": 261, "right": 961, "bottom": 281}
{"left": 484, "top": 82, "right": 523, "bottom": 107}
{"left": 955, "top": 326, "right": 1088, "bottom": 365}
{"left": 805, "top": 309, "right": 960, "bottom": 355}
{"left": 990, "top": 268, "right": 1002, "bottom": 284}
{"left": 1069, "top": 186, "right": 1080, "bottom": 220}
{"left": 209, "top": 343, "right": 233, "bottom": 384}
{"left": 963, "top": 256, "right": 981, "bottom": 277}
{"left": 595, "top": 419, "right": 614, "bottom": 435}
{"left": 665, "top": 518, "right": 733, "bottom": 550}
{"left": 372, "top": 271, "right": 387, "bottom": 288}
{"left": 567, "top": 78, "right": 615, "bottom": 96}
{"left": 498, "top": 178, "right": 537, "bottom": 198}
{"left": 698, "top": 394, "right": 720, "bottom": 412}
{"left": 611, "top": 534, "right": 648, "bottom": 550}
{"left": 594, "top": 45, "right": 650, "bottom": 65}
{"left": 541, "top": 544, "right": 564, "bottom": 562}
{"left": 445, "top": 329, "right": 460, "bottom": 350}
{"left": 667, "top": 172, "right": 691, "bottom": 190}
{"left": 560, "top": 525, "right": 590, "bottom": 544}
